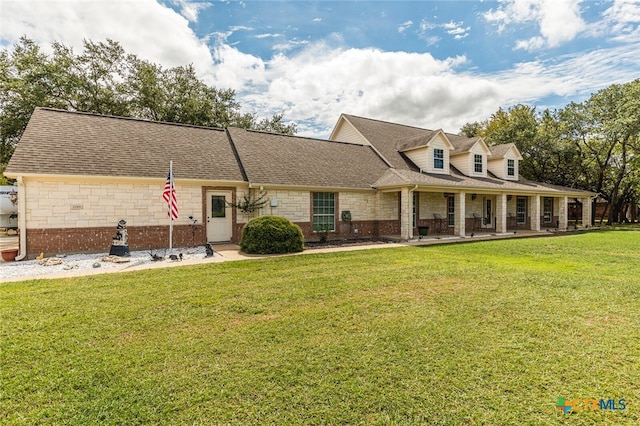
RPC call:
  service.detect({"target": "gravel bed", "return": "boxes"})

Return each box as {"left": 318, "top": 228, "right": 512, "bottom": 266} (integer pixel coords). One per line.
{"left": 0, "top": 246, "right": 208, "bottom": 281}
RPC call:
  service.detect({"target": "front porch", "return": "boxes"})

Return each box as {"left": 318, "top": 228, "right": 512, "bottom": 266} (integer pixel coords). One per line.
{"left": 399, "top": 189, "right": 593, "bottom": 241}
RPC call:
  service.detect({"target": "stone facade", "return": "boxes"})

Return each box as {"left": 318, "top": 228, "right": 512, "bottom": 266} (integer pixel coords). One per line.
{"left": 24, "top": 179, "right": 203, "bottom": 229}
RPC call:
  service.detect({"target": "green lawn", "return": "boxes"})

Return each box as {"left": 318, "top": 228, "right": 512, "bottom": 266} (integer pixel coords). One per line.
{"left": 1, "top": 230, "right": 639, "bottom": 425}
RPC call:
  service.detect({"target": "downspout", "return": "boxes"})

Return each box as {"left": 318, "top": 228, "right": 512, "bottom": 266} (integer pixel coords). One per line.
{"left": 15, "top": 176, "right": 27, "bottom": 261}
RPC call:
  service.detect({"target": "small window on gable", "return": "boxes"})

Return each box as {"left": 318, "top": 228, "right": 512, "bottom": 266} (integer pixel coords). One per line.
{"left": 474, "top": 154, "right": 483, "bottom": 173}
{"left": 507, "top": 159, "right": 515, "bottom": 177}
{"left": 434, "top": 148, "right": 444, "bottom": 169}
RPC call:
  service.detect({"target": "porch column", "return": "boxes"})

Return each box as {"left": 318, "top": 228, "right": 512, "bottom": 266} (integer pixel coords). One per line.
{"left": 581, "top": 197, "right": 592, "bottom": 228}
{"left": 496, "top": 193, "right": 507, "bottom": 233}
{"left": 530, "top": 195, "right": 541, "bottom": 231}
{"left": 558, "top": 196, "right": 568, "bottom": 231}
{"left": 400, "top": 187, "right": 412, "bottom": 240}
{"left": 455, "top": 192, "right": 466, "bottom": 237}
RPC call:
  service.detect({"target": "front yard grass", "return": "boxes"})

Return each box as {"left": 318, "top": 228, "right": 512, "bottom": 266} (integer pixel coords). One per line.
{"left": 1, "top": 230, "right": 639, "bottom": 425}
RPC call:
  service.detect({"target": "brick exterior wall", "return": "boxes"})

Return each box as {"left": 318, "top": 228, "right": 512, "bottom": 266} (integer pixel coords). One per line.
{"left": 25, "top": 224, "right": 205, "bottom": 258}
{"left": 235, "top": 219, "right": 400, "bottom": 244}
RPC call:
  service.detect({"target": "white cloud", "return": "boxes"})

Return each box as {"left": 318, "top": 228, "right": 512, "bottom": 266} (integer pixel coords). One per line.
{"left": 484, "top": 0, "right": 585, "bottom": 50}
{"left": 0, "top": 0, "right": 215, "bottom": 74}
{"left": 598, "top": 0, "right": 640, "bottom": 42}
{"left": 443, "top": 20, "right": 470, "bottom": 38}
{"left": 2, "top": 0, "right": 639, "bottom": 139}
{"left": 398, "top": 20, "right": 413, "bottom": 33}
{"left": 207, "top": 35, "right": 640, "bottom": 137}
{"left": 417, "top": 19, "right": 469, "bottom": 43}
{"left": 171, "top": 0, "right": 210, "bottom": 23}
{"left": 255, "top": 33, "right": 282, "bottom": 39}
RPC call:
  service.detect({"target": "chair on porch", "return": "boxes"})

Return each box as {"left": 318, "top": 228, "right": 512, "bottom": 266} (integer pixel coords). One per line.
{"left": 433, "top": 214, "right": 444, "bottom": 237}
{"left": 472, "top": 213, "right": 481, "bottom": 233}
{"left": 508, "top": 213, "right": 517, "bottom": 234}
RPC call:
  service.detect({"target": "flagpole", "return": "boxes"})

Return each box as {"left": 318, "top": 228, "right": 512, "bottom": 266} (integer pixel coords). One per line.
{"left": 169, "top": 160, "right": 173, "bottom": 251}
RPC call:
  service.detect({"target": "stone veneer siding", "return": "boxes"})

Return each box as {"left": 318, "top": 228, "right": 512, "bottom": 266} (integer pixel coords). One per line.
{"left": 25, "top": 180, "right": 204, "bottom": 228}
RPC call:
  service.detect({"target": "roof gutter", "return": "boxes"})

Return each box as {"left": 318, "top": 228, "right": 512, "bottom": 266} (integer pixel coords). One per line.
{"left": 15, "top": 176, "right": 27, "bottom": 261}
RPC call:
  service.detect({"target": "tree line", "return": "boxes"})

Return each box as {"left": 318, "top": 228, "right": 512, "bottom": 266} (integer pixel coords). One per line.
{"left": 461, "top": 80, "right": 640, "bottom": 224}
{"left": 0, "top": 37, "right": 296, "bottom": 182}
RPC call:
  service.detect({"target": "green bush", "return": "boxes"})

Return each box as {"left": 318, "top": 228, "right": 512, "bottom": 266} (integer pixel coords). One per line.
{"left": 240, "top": 215, "right": 304, "bottom": 254}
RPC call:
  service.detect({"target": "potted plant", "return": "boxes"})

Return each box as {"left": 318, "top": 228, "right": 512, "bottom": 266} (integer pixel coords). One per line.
{"left": 1, "top": 248, "right": 19, "bottom": 262}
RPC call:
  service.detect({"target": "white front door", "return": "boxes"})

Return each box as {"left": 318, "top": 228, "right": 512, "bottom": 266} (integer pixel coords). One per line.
{"left": 206, "top": 191, "right": 232, "bottom": 242}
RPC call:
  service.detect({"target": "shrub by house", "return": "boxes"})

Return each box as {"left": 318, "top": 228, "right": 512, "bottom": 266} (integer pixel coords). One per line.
{"left": 240, "top": 215, "right": 304, "bottom": 254}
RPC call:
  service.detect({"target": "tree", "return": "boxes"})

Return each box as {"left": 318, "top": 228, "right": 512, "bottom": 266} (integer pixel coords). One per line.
{"left": 561, "top": 80, "right": 640, "bottom": 223}
{"left": 0, "top": 37, "right": 297, "bottom": 178}
{"left": 461, "top": 80, "right": 640, "bottom": 224}
{"left": 460, "top": 105, "right": 583, "bottom": 186}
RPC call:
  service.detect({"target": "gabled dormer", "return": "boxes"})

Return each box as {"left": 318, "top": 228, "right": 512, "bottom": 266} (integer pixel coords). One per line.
{"left": 398, "top": 130, "right": 454, "bottom": 175}
{"left": 449, "top": 137, "right": 491, "bottom": 178}
{"left": 487, "top": 143, "right": 523, "bottom": 181}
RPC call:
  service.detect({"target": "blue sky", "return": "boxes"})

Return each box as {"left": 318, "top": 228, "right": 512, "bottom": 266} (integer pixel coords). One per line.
{"left": 2, "top": 1, "right": 640, "bottom": 137}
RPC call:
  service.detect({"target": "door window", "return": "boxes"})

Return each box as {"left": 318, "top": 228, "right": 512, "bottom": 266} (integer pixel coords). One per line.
{"left": 211, "top": 195, "right": 226, "bottom": 218}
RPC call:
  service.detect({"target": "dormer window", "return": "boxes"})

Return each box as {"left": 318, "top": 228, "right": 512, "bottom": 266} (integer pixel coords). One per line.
{"left": 474, "top": 154, "right": 483, "bottom": 173}
{"left": 507, "top": 159, "right": 515, "bottom": 177}
{"left": 434, "top": 148, "right": 444, "bottom": 169}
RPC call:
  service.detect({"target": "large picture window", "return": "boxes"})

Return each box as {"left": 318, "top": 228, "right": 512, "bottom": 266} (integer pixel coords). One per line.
{"left": 313, "top": 192, "right": 335, "bottom": 231}
{"left": 434, "top": 148, "right": 444, "bottom": 169}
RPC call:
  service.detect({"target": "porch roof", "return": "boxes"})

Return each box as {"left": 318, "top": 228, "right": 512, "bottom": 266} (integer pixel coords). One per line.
{"left": 372, "top": 168, "right": 595, "bottom": 197}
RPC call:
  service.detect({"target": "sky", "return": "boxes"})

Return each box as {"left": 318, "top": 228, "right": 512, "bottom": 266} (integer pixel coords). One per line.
{"left": 1, "top": 0, "right": 640, "bottom": 137}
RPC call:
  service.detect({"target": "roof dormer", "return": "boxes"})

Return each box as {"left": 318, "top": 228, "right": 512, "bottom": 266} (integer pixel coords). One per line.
{"left": 399, "top": 130, "right": 454, "bottom": 175}
{"left": 487, "top": 143, "right": 523, "bottom": 180}
{"left": 449, "top": 137, "right": 491, "bottom": 178}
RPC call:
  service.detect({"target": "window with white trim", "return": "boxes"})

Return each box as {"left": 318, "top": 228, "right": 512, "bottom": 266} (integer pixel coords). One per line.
{"left": 507, "top": 159, "right": 515, "bottom": 177}
{"left": 447, "top": 196, "right": 455, "bottom": 227}
{"left": 313, "top": 192, "right": 335, "bottom": 231}
{"left": 413, "top": 192, "right": 418, "bottom": 228}
{"left": 434, "top": 148, "right": 444, "bottom": 169}
{"left": 517, "top": 196, "right": 527, "bottom": 224}
{"left": 543, "top": 197, "right": 553, "bottom": 223}
{"left": 474, "top": 154, "right": 483, "bottom": 173}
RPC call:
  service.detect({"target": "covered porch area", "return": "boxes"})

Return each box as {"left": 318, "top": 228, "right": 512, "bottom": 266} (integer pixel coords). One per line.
{"left": 396, "top": 187, "right": 594, "bottom": 241}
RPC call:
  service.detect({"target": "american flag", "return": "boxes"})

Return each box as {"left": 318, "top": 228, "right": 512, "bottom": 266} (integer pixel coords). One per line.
{"left": 163, "top": 169, "right": 178, "bottom": 220}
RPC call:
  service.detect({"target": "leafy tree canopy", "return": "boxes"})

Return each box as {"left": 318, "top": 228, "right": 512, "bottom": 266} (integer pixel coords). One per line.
{"left": 0, "top": 37, "right": 297, "bottom": 174}
{"left": 461, "top": 79, "right": 640, "bottom": 223}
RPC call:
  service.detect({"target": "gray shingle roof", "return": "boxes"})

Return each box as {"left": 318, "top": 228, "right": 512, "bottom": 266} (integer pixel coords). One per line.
{"left": 341, "top": 115, "right": 430, "bottom": 170}
{"left": 373, "top": 168, "right": 593, "bottom": 196}
{"left": 448, "top": 135, "right": 483, "bottom": 154}
{"left": 488, "top": 143, "right": 519, "bottom": 158}
{"left": 6, "top": 108, "right": 390, "bottom": 190}
{"left": 228, "top": 127, "right": 389, "bottom": 189}
{"left": 5, "top": 108, "right": 246, "bottom": 182}
{"left": 341, "top": 114, "right": 488, "bottom": 167}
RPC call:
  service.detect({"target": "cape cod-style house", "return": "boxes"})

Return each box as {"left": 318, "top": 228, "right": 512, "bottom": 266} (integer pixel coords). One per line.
{"left": 4, "top": 108, "right": 595, "bottom": 258}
